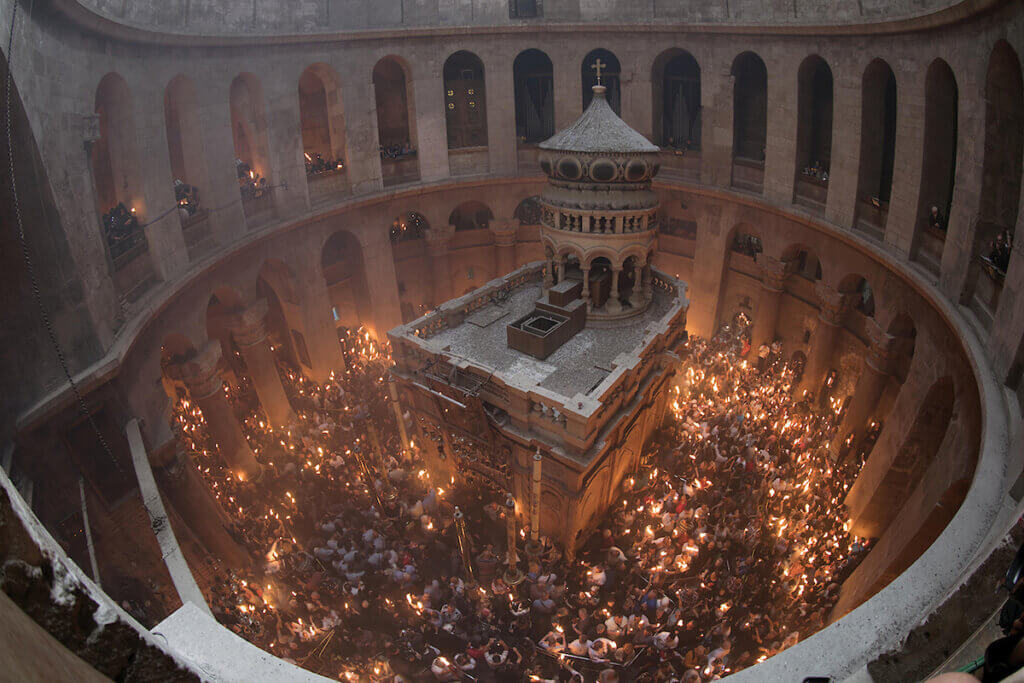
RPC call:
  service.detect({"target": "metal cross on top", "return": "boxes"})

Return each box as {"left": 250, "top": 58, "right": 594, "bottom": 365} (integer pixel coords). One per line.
{"left": 591, "top": 58, "right": 607, "bottom": 85}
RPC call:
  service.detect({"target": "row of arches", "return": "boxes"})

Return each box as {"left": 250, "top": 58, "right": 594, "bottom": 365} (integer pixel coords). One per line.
{"left": 91, "top": 43, "right": 1023, "bottom": 329}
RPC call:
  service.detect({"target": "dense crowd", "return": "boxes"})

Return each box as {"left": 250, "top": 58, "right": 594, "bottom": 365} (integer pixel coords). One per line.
{"left": 306, "top": 152, "right": 345, "bottom": 176}
{"left": 171, "top": 322, "right": 868, "bottom": 682}
{"left": 381, "top": 143, "right": 417, "bottom": 160}
{"left": 236, "top": 159, "right": 271, "bottom": 201}
{"left": 101, "top": 201, "right": 142, "bottom": 255}
{"left": 799, "top": 160, "right": 829, "bottom": 182}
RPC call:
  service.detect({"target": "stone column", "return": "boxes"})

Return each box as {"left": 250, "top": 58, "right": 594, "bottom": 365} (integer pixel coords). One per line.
{"left": 630, "top": 261, "right": 644, "bottom": 307}
{"left": 135, "top": 84, "right": 189, "bottom": 279}
{"left": 263, "top": 79, "right": 310, "bottom": 221}
{"left": 553, "top": 53, "right": 583, "bottom": 131}
{"left": 801, "top": 284, "right": 848, "bottom": 395}
{"left": 607, "top": 266, "right": 623, "bottom": 314}
{"left": 750, "top": 256, "right": 789, "bottom": 350}
{"left": 700, "top": 55, "right": 734, "bottom": 188}
{"left": 152, "top": 445, "right": 252, "bottom": 568}
{"left": 196, "top": 81, "right": 247, "bottom": 245}
{"left": 427, "top": 227, "right": 455, "bottom": 305}
{"left": 825, "top": 61, "right": 861, "bottom": 229}
{"left": 839, "top": 319, "right": 894, "bottom": 447}
{"left": 543, "top": 256, "right": 555, "bottom": 290}
{"left": 581, "top": 266, "right": 592, "bottom": 311}
{"left": 882, "top": 71, "right": 924, "bottom": 257}
{"left": 482, "top": 49, "right": 517, "bottom": 177}
{"left": 556, "top": 255, "right": 567, "bottom": 284}
{"left": 230, "top": 299, "right": 294, "bottom": 428}
{"left": 339, "top": 66, "right": 385, "bottom": 194}
{"left": 180, "top": 342, "right": 261, "bottom": 481}
{"left": 490, "top": 221, "right": 518, "bottom": 276}
{"left": 411, "top": 61, "right": 450, "bottom": 183}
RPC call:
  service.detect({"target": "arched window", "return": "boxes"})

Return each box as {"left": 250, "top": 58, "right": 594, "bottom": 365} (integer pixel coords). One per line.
{"left": 92, "top": 73, "right": 146, "bottom": 266}
{"left": 911, "top": 60, "right": 958, "bottom": 274}
{"left": 513, "top": 49, "right": 554, "bottom": 144}
{"left": 444, "top": 51, "right": 488, "bottom": 149}
{"left": 855, "top": 60, "right": 898, "bottom": 237}
{"left": 582, "top": 49, "right": 621, "bottom": 115}
{"left": 653, "top": 49, "right": 701, "bottom": 150}
{"left": 164, "top": 75, "right": 211, "bottom": 256}
{"left": 731, "top": 52, "right": 767, "bottom": 162}
{"left": 390, "top": 211, "right": 430, "bottom": 242}
{"left": 373, "top": 57, "right": 419, "bottom": 185}
{"left": 299, "top": 64, "right": 349, "bottom": 201}
{"left": 794, "top": 56, "right": 833, "bottom": 209}
{"left": 229, "top": 73, "right": 274, "bottom": 220}
{"left": 964, "top": 41, "right": 1023, "bottom": 327}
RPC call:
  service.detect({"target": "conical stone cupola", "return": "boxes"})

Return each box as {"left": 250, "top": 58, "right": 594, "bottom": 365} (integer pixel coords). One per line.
{"left": 537, "top": 81, "right": 661, "bottom": 320}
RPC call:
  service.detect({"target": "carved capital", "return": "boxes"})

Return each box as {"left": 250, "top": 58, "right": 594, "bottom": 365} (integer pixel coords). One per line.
{"left": 863, "top": 318, "right": 896, "bottom": 373}
{"left": 229, "top": 299, "right": 270, "bottom": 347}
{"left": 178, "top": 341, "right": 225, "bottom": 400}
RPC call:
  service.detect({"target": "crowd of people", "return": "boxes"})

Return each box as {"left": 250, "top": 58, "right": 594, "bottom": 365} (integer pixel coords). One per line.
{"left": 381, "top": 142, "right": 417, "bottom": 160}
{"left": 799, "top": 160, "right": 829, "bottom": 183}
{"left": 305, "top": 152, "right": 345, "bottom": 176}
{"left": 174, "top": 179, "right": 201, "bottom": 220}
{"left": 236, "top": 159, "right": 271, "bottom": 201}
{"left": 170, "top": 321, "right": 868, "bottom": 682}
{"left": 101, "top": 201, "right": 142, "bottom": 256}
{"left": 985, "top": 228, "right": 1014, "bottom": 275}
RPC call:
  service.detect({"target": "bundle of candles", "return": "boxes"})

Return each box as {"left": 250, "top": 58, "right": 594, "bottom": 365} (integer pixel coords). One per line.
{"left": 168, "top": 323, "right": 869, "bottom": 682}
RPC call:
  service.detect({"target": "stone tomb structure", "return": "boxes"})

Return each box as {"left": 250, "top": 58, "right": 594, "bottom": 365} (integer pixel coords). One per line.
{"left": 390, "top": 86, "right": 687, "bottom": 549}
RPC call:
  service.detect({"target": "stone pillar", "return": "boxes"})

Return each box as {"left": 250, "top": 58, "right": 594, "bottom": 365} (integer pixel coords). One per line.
{"left": 543, "top": 256, "right": 555, "bottom": 290}
{"left": 845, "top": 367, "right": 931, "bottom": 537}
{"left": 553, "top": 53, "right": 583, "bottom": 131}
{"left": 750, "top": 256, "right": 789, "bottom": 350}
{"left": 427, "top": 228, "right": 455, "bottom": 305}
{"left": 135, "top": 84, "right": 189, "bottom": 279}
{"left": 411, "top": 62, "right": 450, "bottom": 183}
{"left": 263, "top": 79, "right": 310, "bottom": 221}
{"left": 340, "top": 67, "right": 385, "bottom": 194}
{"left": 153, "top": 445, "right": 252, "bottom": 568}
{"left": 180, "top": 342, "right": 261, "bottom": 481}
{"left": 801, "top": 284, "right": 848, "bottom": 395}
{"left": 882, "top": 72, "right": 924, "bottom": 258}
{"left": 842, "top": 319, "right": 894, "bottom": 438}
{"left": 230, "top": 299, "right": 294, "bottom": 428}
{"left": 825, "top": 61, "right": 861, "bottom": 229}
{"left": 197, "top": 82, "right": 247, "bottom": 246}
{"left": 700, "top": 55, "right": 734, "bottom": 188}
{"left": 630, "top": 262, "right": 644, "bottom": 307}
{"left": 490, "top": 221, "right": 518, "bottom": 276}
{"left": 556, "top": 255, "right": 566, "bottom": 284}
{"left": 483, "top": 50, "right": 517, "bottom": 177}
{"left": 607, "top": 266, "right": 623, "bottom": 314}
{"left": 581, "top": 266, "right": 592, "bottom": 310}
{"left": 764, "top": 54, "right": 798, "bottom": 205}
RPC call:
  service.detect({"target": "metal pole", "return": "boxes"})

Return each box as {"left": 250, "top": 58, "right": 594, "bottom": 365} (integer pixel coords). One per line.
{"left": 530, "top": 449, "right": 542, "bottom": 544}
{"left": 453, "top": 507, "right": 476, "bottom": 584}
{"left": 388, "top": 380, "right": 411, "bottom": 450}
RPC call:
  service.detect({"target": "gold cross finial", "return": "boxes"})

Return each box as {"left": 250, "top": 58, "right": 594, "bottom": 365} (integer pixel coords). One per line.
{"left": 591, "top": 58, "right": 607, "bottom": 85}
